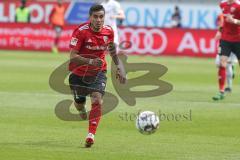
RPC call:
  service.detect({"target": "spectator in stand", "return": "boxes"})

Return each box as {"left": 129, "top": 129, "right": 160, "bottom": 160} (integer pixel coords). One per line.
{"left": 15, "top": 0, "right": 31, "bottom": 23}
{"left": 49, "top": 0, "right": 66, "bottom": 54}
{"left": 171, "top": 6, "right": 182, "bottom": 28}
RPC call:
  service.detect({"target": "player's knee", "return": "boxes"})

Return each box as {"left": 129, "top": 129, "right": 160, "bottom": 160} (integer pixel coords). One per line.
{"left": 74, "top": 96, "right": 86, "bottom": 104}
{"left": 93, "top": 98, "right": 103, "bottom": 106}
{"left": 91, "top": 97, "right": 103, "bottom": 105}
{"left": 91, "top": 93, "right": 103, "bottom": 105}
{"left": 220, "top": 59, "right": 227, "bottom": 67}
{"left": 220, "top": 61, "right": 227, "bottom": 67}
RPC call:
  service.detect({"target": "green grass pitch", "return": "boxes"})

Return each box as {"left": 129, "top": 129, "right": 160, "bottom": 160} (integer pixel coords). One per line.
{"left": 0, "top": 50, "right": 240, "bottom": 160}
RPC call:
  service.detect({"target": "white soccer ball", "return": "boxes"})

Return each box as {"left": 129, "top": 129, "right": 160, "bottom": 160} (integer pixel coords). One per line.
{"left": 136, "top": 111, "right": 160, "bottom": 135}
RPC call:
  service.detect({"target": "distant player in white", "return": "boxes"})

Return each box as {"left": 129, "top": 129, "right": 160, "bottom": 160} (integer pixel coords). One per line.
{"left": 101, "top": 0, "right": 125, "bottom": 45}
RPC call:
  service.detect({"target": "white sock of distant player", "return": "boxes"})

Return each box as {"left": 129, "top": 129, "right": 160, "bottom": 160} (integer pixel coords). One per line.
{"left": 226, "top": 63, "right": 233, "bottom": 89}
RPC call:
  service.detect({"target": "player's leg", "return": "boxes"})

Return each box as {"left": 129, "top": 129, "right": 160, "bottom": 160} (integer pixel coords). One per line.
{"left": 73, "top": 97, "right": 87, "bottom": 120}
{"left": 214, "top": 54, "right": 232, "bottom": 93}
{"left": 225, "top": 61, "right": 233, "bottom": 92}
{"left": 230, "top": 53, "right": 238, "bottom": 79}
{"left": 232, "top": 41, "right": 240, "bottom": 77}
{"left": 69, "top": 73, "right": 88, "bottom": 120}
{"left": 215, "top": 54, "right": 221, "bottom": 67}
{"left": 212, "top": 55, "right": 228, "bottom": 100}
{"left": 225, "top": 53, "right": 237, "bottom": 92}
{"left": 85, "top": 91, "right": 103, "bottom": 147}
{"left": 85, "top": 71, "right": 107, "bottom": 147}
{"left": 212, "top": 40, "right": 231, "bottom": 100}
{"left": 114, "top": 29, "right": 119, "bottom": 49}
{"left": 52, "top": 26, "right": 62, "bottom": 54}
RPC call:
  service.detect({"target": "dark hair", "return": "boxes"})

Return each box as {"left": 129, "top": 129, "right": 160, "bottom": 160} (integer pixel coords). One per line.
{"left": 89, "top": 4, "right": 105, "bottom": 16}
{"left": 21, "top": 0, "right": 26, "bottom": 4}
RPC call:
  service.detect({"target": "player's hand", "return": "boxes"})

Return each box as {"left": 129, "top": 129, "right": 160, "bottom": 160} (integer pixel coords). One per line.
{"left": 214, "top": 31, "right": 222, "bottom": 40}
{"left": 89, "top": 58, "right": 103, "bottom": 67}
{"left": 110, "top": 15, "right": 116, "bottom": 19}
{"left": 225, "top": 14, "right": 237, "bottom": 24}
{"left": 116, "top": 61, "right": 126, "bottom": 84}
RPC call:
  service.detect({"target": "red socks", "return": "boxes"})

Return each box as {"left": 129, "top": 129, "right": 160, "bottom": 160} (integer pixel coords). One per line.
{"left": 54, "top": 37, "right": 59, "bottom": 46}
{"left": 218, "top": 66, "right": 226, "bottom": 92}
{"left": 88, "top": 103, "right": 101, "bottom": 135}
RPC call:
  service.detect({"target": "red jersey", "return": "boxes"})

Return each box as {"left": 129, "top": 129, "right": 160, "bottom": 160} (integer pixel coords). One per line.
{"left": 50, "top": 5, "right": 65, "bottom": 27}
{"left": 69, "top": 22, "right": 114, "bottom": 76}
{"left": 220, "top": 0, "right": 240, "bottom": 42}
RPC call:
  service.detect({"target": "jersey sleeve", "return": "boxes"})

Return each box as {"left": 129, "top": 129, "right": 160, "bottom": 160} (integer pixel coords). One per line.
{"left": 69, "top": 28, "right": 85, "bottom": 51}
{"left": 49, "top": 7, "right": 55, "bottom": 20}
{"left": 109, "top": 27, "right": 114, "bottom": 44}
{"left": 237, "top": 4, "right": 240, "bottom": 19}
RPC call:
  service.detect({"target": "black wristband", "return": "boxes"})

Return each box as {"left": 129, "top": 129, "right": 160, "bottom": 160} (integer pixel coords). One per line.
{"left": 218, "top": 26, "right": 223, "bottom": 32}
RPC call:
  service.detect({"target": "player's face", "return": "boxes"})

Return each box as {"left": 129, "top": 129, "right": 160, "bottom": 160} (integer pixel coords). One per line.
{"left": 227, "top": 0, "right": 235, "bottom": 3}
{"left": 57, "top": 0, "right": 62, "bottom": 5}
{"left": 21, "top": 1, "right": 26, "bottom": 8}
{"left": 90, "top": 11, "right": 105, "bottom": 31}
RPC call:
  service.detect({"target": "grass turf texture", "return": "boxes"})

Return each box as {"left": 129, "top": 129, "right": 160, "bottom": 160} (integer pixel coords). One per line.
{"left": 0, "top": 50, "right": 240, "bottom": 160}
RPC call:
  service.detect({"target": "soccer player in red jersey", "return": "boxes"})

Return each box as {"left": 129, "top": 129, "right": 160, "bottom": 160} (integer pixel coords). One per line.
{"left": 214, "top": 13, "right": 238, "bottom": 93}
{"left": 68, "top": 4, "right": 126, "bottom": 147}
{"left": 213, "top": 0, "right": 240, "bottom": 100}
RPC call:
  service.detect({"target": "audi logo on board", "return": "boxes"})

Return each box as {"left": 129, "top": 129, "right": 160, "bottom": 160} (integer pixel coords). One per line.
{"left": 119, "top": 28, "right": 168, "bottom": 55}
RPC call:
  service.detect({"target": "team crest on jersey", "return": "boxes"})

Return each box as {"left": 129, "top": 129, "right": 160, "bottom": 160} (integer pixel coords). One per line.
{"left": 103, "top": 36, "right": 108, "bottom": 43}
{"left": 70, "top": 37, "right": 78, "bottom": 46}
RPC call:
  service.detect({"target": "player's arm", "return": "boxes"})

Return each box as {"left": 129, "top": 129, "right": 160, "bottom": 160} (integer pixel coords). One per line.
{"left": 15, "top": 8, "right": 18, "bottom": 22}
{"left": 70, "top": 49, "right": 90, "bottom": 65}
{"left": 108, "top": 42, "right": 126, "bottom": 84}
{"left": 224, "top": 6, "right": 240, "bottom": 26}
{"left": 218, "top": 14, "right": 224, "bottom": 31}
{"left": 28, "top": 11, "right": 31, "bottom": 23}
{"left": 234, "top": 19, "right": 240, "bottom": 25}
{"left": 15, "top": 14, "right": 17, "bottom": 23}
{"left": 229, "top": 17, "right": 240, "bottom": 25}
{"left": 225, "top": 15, "right": 240, "bottom": 25}
{"left": 215, "top": 14, "right": 223, "bottom": 40}
{"left": 70, "top": 49, "right": 102, "bottom": 67}
{"left": 215, "top": 30, "right": 222, "bottom": 40}
{"left": 114, "top": 9, "right": 125, "bottom": 20}
{"left": 69, "top": 29, "right": 102, "bottom": 67}
{"left": 108, "top": 43, "right": 119, "bottom": 65}
{"left": 112, "top": 2, "right": 125, "bottom": 20}
{"left": 48, "top": 8, "right": 55, "bottom": 25}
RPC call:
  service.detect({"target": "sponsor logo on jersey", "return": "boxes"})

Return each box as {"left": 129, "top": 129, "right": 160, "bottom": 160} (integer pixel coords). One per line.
{"left": 70, "top": 37, "right": 78, "bottom": 46}
{"left": 103, "top": 36, "right": 108, "bottom": 43}
{"left": 86, "top": 45, "right": 107, "bottom": 51}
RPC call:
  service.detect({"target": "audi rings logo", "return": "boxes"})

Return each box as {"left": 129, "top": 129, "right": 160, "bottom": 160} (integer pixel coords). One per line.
{"left": 119, "top": 28, "right": 168, "bottom": 55}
